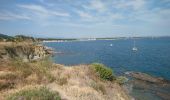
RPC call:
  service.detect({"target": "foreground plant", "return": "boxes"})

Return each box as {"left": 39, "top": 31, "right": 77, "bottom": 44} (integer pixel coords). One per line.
{"left": 6, "top": 87, "right": 61, "bottom": 100}
{"left": 116, "top": 76, "right": 128, "bottom": 85}
{"left": 91, "top": 63, "right": 115, "bottom": 81}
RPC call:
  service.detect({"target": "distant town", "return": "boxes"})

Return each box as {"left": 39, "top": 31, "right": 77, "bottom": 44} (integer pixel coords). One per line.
{"left": 1, "top": 33, "right": 170, "bottom": 42}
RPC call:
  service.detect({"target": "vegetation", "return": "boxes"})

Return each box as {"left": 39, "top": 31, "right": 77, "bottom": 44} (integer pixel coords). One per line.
{"left": 56, "top": 77, "right": 68, "bottom": 86}
{"left": 0, "top": 57, "right": 55, "bottom": 92}
{"left": 14, "top": 35, "right": 36, "bottom": 42}
{"left": 0, "top": 33, "right": 77, "bottom": 42}
{"left": 91, "top": 63, "right": 115, "bottom": 81}
{"left": 116, "top": 76, "right": 128, "bottom": 85}
{"left": 10, "top": 57, "right": 55, "bottom": 83}
{"left": 0, "top": 81, "right": 14, "bottom": 90}
{"left": 0, "top": 33, "right": 36, "bottom": 42}
{"left": 90, "top": 81, "right": 106, "bottom": 94}
{"left": 6, "top": 87, "right": 61, "bottom": 100}
{"left": 0, "top": 37, "right": 131, "bottom": 100}
{"left": 38, "top": 38, "right": 77, "bottom": 41}
{"left": 0, "top": 33, "right": 14, "bottom": 42}
{"left": 0, "top": 59, "right": 130, "bottom": 100}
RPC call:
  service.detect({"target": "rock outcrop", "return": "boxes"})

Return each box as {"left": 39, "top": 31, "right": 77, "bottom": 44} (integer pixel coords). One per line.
{"left": 0, "top": 43, "right": 53, "bottom": 61}
{"left": 125, "top": 71, "right": 170, "bottom": 85}
{"left": 125, "top": 71, "right": 170, "bottom": 100}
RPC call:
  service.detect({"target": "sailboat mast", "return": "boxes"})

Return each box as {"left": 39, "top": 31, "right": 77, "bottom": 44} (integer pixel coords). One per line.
{"left": 132, "top": 35, "right": 138, "bottom": 51}
{"left": 134, "top": 38, "right": 136, "bottom": 47}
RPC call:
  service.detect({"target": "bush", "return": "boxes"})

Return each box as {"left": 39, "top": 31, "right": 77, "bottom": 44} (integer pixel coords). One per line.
{"left": 6, "top": 87, "right": 61, "bottom": 100}
{"left": 91, "top": 63, "right": 115, "bottom": 81}
{"left": 116, "top": 76, "right": 128, "bottom": 85}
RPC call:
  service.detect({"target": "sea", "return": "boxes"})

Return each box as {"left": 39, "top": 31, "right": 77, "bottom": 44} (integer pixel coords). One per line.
{"left": 44, "top": 37, "right": 170, "bottom": 100}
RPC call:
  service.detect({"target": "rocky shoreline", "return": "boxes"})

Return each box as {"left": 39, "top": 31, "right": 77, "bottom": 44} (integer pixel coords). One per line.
{"left": 125, "top": 71, "right": 170, "bottom": 85}
{"left": 125, "top": 71, "right": 170, "bottom": 100}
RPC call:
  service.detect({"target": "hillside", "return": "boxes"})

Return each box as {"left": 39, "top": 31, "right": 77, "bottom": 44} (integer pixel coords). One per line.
{"left": 0, "top": 34, "right": 13, "bottom": 41}
{"left": 0, "top": 33, "right": 38, "bottom": 42}
{"left": 0, "top": 43, "right": 131, "bottom": 100}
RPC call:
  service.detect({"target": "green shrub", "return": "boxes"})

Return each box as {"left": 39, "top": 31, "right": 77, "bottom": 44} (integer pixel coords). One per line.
{"left": 116, "top": 76, "right": 128, "bottom": 85}
{"left": 91, "top": 63, "right": 115, "bottom": 81}
{"left": 7, "top": 87, "right": 61, "bottom": 100}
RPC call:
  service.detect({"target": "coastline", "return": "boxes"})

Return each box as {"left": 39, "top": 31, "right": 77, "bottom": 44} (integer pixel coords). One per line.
{"left": 0, "top": 42, "right": 132, "bottom": 100}
{"left": 1, "top": 41, "right": 170, "bottom": 100}
{"left": 43, "top": 39, "right": 170, "bottom": 100}
{"left": 42, "top": 38, "right": 118, "bottom": 43}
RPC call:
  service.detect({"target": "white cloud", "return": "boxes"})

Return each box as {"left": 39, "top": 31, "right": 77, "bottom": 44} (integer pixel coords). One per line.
{"left": 0, "top": 12, "right": 30, "bottom": 20}
{"left": 76, "top": 10, "right": 93, "bottom": 19}
{"left": 128, "top": 7, "right": 170, "bottom": 24}
{"left": 18, "top": 4, "right": 70, "bottom": 17}
{"left": 51, "top": 11, "right": 70, "bottom": 17}
{"left": 83, "top": 0, "right": 107, "bottom": 12}
{"left": 113, "top": 0, "right": 146, "bottom": 10}
{"left": 18, "top": 4, "right": 47, "bottom": 13}
{"left": 110, "top": 13, "right": 124, "bottom": 20}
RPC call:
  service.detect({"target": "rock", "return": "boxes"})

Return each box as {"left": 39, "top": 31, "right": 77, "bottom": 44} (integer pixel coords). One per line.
{"left": 156, "top": 92, "right": 170, "bottom": 100}
{"left": 125, "top": 72, "right": 170, "bottom": 100}
{"left": 125, "top": 71, "right": 170, "bottom": 85}
{"left": 0, "top": 43, "right": 54, "bottom": 61}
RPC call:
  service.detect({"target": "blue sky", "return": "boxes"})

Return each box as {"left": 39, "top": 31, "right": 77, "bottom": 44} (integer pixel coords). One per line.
{"left": 0, "top": 0, "right": 170, "bottom": 38}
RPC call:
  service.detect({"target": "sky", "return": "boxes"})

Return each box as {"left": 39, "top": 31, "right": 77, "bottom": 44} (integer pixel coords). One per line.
{"left": 0, "top": 0, "right": 170, "bottom": 38}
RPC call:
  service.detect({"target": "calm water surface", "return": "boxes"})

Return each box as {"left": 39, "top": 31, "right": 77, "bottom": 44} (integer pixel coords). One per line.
{"left": 44, "top": 37, "right": 170, "bottom": 80}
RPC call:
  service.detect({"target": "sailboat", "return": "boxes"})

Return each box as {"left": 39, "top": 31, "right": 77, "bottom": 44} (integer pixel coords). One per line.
{"left": 132, "top": 38, "right": 138, "bottom": 51}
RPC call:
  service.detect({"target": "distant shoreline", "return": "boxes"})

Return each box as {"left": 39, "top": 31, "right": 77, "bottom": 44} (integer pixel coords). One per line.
{"left": 42, "top": 38, "right": 119, "bottom": 43}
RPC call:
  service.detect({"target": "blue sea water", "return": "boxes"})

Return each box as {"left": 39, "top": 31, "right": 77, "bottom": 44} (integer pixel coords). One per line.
{"left": 44, "top": 37, "right": 170, "bottom": 80}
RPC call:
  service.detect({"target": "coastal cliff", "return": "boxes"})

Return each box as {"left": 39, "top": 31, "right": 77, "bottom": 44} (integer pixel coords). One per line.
{"left": 0, "top": 42, "right": 53, "bottom": 61}
{"left": 0, "top": 42, "right": 131, "bottom": 100}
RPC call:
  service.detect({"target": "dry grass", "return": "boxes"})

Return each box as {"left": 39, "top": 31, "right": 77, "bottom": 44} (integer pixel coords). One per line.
{"left": 0, "top": 56, "right": 131, "bottom": 100}
{"left": 9, "top": 57, "right": 55, "bottom": 83}
{"left": 90, "top": 81, "right": 106, "bottom": 94}
{"left": 6, "top": 86, "right": 61, "bottom": 100}
{"left": 56, "top": 77, "right": 68, "bottom": 86}
{"left": 47, "top": 64, "right": 131, "bottom": 100}
{"left": 0, "top": 57, "right": 55, "bottom": 92}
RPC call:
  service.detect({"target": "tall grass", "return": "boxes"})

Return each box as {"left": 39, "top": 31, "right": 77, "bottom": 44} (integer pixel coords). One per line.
{"left": 90, "top": 81, "right": 106, "bottom": 94}
{"left": 10, "top": 57, "right": 55, "bottom": 83}
{"left": 6, "top": 87, "right": 61, "bottom": 100}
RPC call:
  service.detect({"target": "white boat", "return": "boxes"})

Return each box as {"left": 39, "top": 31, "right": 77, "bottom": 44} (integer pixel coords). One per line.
{"left": 132, "top": 38, "right": 138, "bottom": 51}
{"left": 132, "top": 47, "right": 138, "bottom": 51}
{"left": 110, "top": 44, "right": 113, "bottom": 46}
